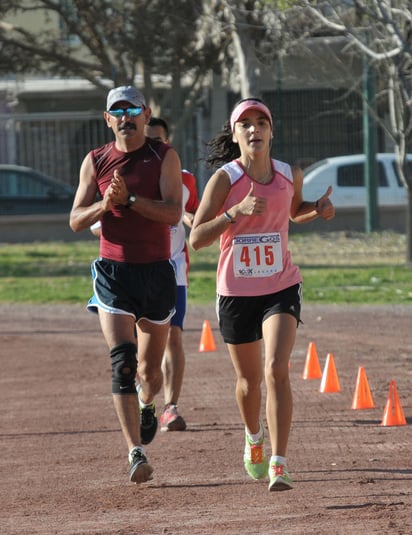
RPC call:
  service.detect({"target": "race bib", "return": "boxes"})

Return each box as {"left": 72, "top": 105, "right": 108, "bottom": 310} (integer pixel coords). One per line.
{"left": 233, "top": 233, "right": 283, "bottom": 278}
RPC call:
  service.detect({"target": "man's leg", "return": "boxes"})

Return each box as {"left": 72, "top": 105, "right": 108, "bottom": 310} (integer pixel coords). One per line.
{"left": 136, "top": 318, "right": 170, "bottom": 403}
{"left": 160, "top": 325, "right": 186, "bottom": 430}
{"left": 136, "top": 318, "right": 170, "bottom": 443}
{"left": 160, "top": 284, "right": 187, "bottom": 431}
{"left": 98, "top": 311, "right": 141, "bottom": 448}
{"left": 162, "top": 325, "right": 185, "bottom": 404}
{"left": 98, "top": 310, "right": 153, "bottom": 483}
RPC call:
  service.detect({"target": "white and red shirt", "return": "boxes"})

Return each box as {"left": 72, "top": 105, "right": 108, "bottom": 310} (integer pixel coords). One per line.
{"left": 170, "top": 170, "right": 200, "bottom": 286}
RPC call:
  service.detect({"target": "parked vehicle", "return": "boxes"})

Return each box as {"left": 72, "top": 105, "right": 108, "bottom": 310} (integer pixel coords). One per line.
{"left": 0, "top": 164, "right": 75, "bottom": 216}
{"left": 302, "top": 153, "right": 410, "bottom": 209}
{"left": 292, "top": 153, "right": 411, "bottom": 233}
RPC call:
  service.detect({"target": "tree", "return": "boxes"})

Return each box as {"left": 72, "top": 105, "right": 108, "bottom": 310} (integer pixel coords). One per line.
{"left": 293, "top": 0, "right": 412, "bottom": 264}
{"left": 0, "top": 0, "right": 296, "bottom": 175}
{"left": 198, "top": 1, "right": 291, "bottom": 98}
{"left": 0, "top": 0, "right": 225, "bottom": 152}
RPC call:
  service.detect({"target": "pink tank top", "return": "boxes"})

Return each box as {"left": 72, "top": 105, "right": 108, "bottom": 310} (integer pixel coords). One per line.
{"left": 217, "top": 159, "right": 302, "bottom": 296}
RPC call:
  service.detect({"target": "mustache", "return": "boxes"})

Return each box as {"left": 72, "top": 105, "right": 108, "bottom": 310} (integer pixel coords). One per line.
{"left": 119, "top": 122, "right": 136, "bottom": 131}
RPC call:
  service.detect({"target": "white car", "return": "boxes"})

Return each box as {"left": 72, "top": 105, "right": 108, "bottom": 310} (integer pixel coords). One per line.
{"left": 303, "top": 153, "right": 410, "bottom": 209}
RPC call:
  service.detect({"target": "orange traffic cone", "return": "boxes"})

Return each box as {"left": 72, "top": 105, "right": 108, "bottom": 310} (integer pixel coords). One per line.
{"left": 198, "top": 320, "right": 216, "bottom": 352}
{"left": 302, "top": 341, "right": 322, "bottom": 379}
{"left": 381, "top": 380, "right": 406, "bottom": 426}
{"left": 319, "top": 353, "right": 341, "bottom": 393}
{"left": 351, "top": 366, "right": 375, "bottom": 409}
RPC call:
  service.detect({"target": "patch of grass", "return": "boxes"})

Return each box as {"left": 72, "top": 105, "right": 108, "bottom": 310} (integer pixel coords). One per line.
{"left": 0, "top": 241, "right": 98, "bottom": 303}
{"left": 0, "top": 276, "right": 92, "bottom": 303}
{"left": 0, "top": 232, "right": 410, "bottom": 305}
{"left": 187, "top": 231, "right": 411, "bottom": 305}
{"left": 0, "top": 241, "right": 97, "bottom": 278}
{"left": 300, "top": 265, "right": 412, "bottom": 304}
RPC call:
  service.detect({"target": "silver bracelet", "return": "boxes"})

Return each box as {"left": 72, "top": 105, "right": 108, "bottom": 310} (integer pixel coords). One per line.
{"left": 223, "top": 210, "right": 235, "bottom": 223}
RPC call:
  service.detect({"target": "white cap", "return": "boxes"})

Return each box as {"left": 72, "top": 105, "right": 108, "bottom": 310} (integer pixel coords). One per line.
{"left": 106, "top": 86, "right": 146, "bottom": 110}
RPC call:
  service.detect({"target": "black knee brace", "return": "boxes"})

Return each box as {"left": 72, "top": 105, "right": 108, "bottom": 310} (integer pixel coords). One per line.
{"left": 110, "top": 342, "right": 137, "bottom": 394}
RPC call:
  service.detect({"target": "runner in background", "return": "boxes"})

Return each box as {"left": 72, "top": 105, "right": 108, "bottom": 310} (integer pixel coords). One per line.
{"left": 146, "top": 117, "right": 200, "bottom": 432}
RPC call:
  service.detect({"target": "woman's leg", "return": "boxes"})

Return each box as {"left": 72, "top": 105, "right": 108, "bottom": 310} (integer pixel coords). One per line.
{"left": 262, "top": 313, "right": 297, "bottom": 457}
{"left": 227, "top": 340, "right": 263, "bottom": 434}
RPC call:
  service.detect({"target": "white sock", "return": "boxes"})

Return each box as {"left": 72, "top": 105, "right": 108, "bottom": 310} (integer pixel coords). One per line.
{"left": 137, "top": 389, "right": 153, "bottom": 408}
{"left": 270, "top": 455, "right": 287, "bottom": 465}
{"left": 246, "top": 423, "right": 263, "bottom": 443}
{"left": 138, "top": 397, "right": 153, "bottom": 409}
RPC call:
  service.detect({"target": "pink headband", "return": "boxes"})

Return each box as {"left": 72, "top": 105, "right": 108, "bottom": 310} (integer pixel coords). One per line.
{"left": 230, "top": 100, "right": 273, "bottom": 131}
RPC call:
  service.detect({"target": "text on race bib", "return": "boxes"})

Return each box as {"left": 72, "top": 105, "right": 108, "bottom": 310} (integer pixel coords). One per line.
{"left": 233, "top": 233, "right": 283, "bottom": 278}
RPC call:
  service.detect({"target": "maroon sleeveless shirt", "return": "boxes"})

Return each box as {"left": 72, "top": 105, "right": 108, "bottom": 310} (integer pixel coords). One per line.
{"left": 91, "top": 139, "right": 171, "bottom": 263}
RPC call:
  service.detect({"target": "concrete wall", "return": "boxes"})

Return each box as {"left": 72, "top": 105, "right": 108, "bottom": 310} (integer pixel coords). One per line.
{"left": 1, "top": 206, "right": 407, "bottom": 244}
{"left": 0, "top": 213, "right": 88, "bottom": 243}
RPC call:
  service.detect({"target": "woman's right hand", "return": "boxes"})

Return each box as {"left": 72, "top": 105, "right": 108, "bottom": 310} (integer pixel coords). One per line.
{"left": 237, "top": 182, "right": 267, "bottom": 217}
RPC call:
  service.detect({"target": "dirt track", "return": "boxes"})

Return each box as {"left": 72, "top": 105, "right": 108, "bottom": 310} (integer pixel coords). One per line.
{"left": 1, "top": 303, "right": 411, "bottom": 535}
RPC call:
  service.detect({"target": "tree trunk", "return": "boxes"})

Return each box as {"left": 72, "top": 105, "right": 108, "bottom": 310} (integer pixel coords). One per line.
{"left": 407, "top": 188, "right": 412, "bottom": 267}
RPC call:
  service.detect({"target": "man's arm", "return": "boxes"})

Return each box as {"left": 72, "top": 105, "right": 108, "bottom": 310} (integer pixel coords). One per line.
{"left": 69, "top": 153, "right": 113, "bottom": 232}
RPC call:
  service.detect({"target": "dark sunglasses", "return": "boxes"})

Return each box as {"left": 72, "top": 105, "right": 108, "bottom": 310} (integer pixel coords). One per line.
{"left": 109, "top": 107, "right": 143, "bottom": 118}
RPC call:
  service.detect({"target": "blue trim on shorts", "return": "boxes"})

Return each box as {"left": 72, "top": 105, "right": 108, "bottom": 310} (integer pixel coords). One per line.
{"left": 170, "top": 285, "right": 187, "bottom": 329}
{"left": 87, "top": 260, "right": 133, "bottom": 316}
{"left": 86, "top": 258, "right": 176, "bottom": 323}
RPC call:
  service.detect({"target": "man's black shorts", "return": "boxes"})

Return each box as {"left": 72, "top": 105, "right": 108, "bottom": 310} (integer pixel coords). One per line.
{"left": 88, "top": 258, "right": 176, "bottom": 323}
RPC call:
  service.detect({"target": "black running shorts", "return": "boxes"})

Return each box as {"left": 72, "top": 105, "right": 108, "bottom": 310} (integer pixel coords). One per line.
{"left": 217, "top": 283, "right": 302, "bottom": 344}
{"left": 88, "top": 258, "right": 177, "bottom": 323}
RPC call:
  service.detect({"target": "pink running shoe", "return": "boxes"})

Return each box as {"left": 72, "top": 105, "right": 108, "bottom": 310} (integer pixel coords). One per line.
{"left": 160, "top": 403, "right": 186, "bottom": 432}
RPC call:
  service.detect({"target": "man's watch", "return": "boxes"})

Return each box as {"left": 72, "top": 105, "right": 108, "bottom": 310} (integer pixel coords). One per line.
{"left": 126, "top": 193, "right": 137, "bottom": 208}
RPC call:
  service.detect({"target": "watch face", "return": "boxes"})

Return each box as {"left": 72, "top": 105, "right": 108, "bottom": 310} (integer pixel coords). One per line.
{"left": 126, "top": 194, "right": 136, "bottom": 207}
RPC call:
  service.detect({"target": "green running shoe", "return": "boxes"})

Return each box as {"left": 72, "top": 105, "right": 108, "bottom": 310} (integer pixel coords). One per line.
{"left": 243, "top": 425, "right": 268, "bottom": 480}
{"left": 268, "top": 461, "right": 293, "bottom": 491}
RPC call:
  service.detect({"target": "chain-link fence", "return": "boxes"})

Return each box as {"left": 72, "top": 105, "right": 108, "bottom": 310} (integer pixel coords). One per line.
{"left": 0, "top": 88, "right": 396, "bottom": 189}
{"left": 0, "top": 111, "right": 112, "bottom": 186}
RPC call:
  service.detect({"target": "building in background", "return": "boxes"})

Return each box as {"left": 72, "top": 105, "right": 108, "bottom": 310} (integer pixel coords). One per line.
{"left": 1, "top": 5, "right": 406, "bottom": 239}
